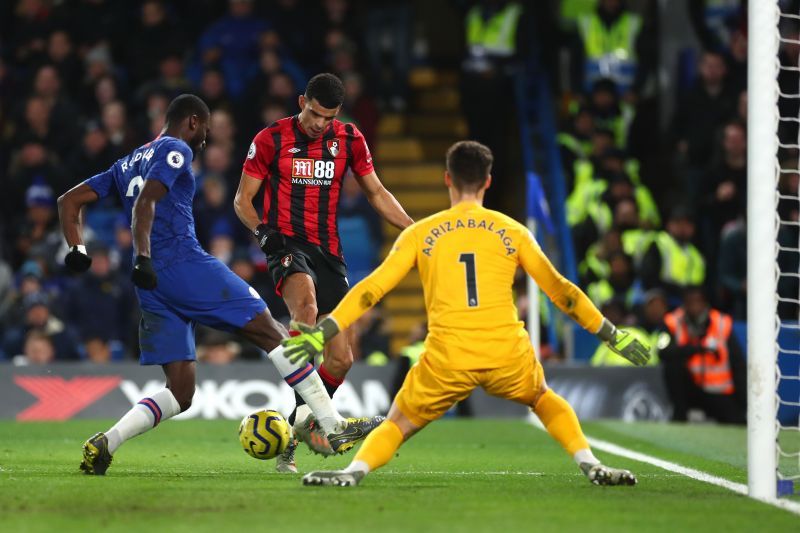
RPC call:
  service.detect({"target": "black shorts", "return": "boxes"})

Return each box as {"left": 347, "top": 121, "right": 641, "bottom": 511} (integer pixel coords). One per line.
{"left": 266, "top": 237, "right": 349, "bottom": 315}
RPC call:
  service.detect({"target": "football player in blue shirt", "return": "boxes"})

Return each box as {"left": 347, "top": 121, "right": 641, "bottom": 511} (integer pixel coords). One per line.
{"left": 58, "top": 95, "right": 381, "bottom": 475}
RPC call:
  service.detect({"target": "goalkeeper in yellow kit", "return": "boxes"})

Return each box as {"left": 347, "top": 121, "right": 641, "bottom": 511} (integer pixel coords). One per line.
{"left": 283, "top": 141, "right": 650, "bottom": 487}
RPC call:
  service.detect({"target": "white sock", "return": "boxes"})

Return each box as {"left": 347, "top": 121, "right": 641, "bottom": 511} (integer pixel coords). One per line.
{"left": 268, "top": 346, "right": 345, "bottom": 434}
{"left": 106, "top": 388, "right": 181, "bottom": 454}
{"left": 343, "top": 460, "right": 370, "bottom": 475}
{"left": 573, "top": 448, "right": 600, "bottom": 467}
{"left": 294, "top": 404, "right": 313, "bottom": 426}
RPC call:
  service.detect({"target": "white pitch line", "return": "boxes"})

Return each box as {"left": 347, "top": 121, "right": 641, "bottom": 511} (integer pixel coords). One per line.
{"left": 525, "top": 414, "right": 800, "bottom": 516}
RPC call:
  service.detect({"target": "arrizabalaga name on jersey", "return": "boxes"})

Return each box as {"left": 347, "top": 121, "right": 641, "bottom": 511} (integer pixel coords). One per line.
{"left": 422, "top": 218, "right": 517, "bottom": 257}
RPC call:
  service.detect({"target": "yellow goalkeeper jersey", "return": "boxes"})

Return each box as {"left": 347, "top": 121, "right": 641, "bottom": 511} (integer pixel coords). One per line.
{"left": 330, "top": 201, "right": 604, "bottom": 370}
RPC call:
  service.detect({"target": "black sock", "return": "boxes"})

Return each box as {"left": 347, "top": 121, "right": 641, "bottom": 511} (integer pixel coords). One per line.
{"left": 318, "top": 366, "right": 342, "bottom": 399}
{"left": 323, "top": 380, "right": 339, "bottom": 399}
{"left": 287, "top": 391, "right": 306, "bottom": 426}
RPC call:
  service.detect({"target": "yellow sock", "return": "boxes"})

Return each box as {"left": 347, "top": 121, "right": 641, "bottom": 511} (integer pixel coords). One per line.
{"left": 533, "top": 388, "right": 590, "bottom": 456}
{"left": 351, "top": 419, "right": 404, "bottom": 473}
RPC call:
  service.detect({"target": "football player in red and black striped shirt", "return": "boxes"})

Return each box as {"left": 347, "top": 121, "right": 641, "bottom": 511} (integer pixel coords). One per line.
{"left": 235, "top": 73, "right": 413, "bottom": 471}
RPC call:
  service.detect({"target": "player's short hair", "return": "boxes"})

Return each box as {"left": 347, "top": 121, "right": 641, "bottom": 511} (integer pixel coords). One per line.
{"left": 165, "top": 94, "right": 210, "bottom": 125}
{"left": 304, "top": 73, "right": 345, "bottom": 109}
{"left": 446, "top": 141, "right": 494, "bottom": 192}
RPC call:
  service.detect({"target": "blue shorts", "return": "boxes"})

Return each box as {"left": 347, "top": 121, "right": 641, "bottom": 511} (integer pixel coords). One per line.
{"left": 136, "top": 255, "right": 267, "bottom": 365}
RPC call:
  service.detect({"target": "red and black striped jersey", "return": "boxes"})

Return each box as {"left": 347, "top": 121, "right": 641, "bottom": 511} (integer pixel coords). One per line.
{"left": 242, "top": 116, "right": 374, "bottom": 259}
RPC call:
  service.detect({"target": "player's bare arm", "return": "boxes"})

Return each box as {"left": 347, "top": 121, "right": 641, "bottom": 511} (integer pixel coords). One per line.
{"left": 355, "top": 171, "right": 414, "bottom": 230}
{"left": 234, "top": 171, "right": 287, "bottom": 256}
{"left": 233, "top": 172, "right": 263, "bottom": 232}
{"left": 57, "top": 183, "right": 99, "bottom": 272}
{"left": 130, "top": 179, "right": 168, "bottom": 290}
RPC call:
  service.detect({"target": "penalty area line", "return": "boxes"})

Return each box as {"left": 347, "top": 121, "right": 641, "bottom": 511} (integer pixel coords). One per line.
{"left": 526, "top": 414, "right": 800, "bottom": 516}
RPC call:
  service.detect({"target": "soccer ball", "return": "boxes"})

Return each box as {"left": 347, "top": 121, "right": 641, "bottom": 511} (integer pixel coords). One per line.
{"left": 238, "top": 409, "right": 291, "bottom": 460}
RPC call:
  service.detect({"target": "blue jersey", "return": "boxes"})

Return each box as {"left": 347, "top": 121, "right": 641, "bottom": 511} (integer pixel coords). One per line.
{"left": 85, "top": 136, "right": 207, "bottom": 271}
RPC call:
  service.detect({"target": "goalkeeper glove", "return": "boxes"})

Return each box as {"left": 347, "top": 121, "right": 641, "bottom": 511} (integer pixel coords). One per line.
{"left": 254, "top": 224, "right": 286, "bottom": 256}
{"left": 281, "top": 318, "right": 341, "bottom": 365}
{"left": 65, "top": 245, "right": 92, "bottom": 273}
{"left": 132, "top": 255, "right": 158, "bottom": 290}
{"left": 596, "top": 319, "right": 651, "bottom": 366}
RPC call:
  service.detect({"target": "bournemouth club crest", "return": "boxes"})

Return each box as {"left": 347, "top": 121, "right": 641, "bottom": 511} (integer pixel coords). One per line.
{"left": 326, "top": 139, "right": 340, "bottom": 157}
{"left": 281, "top": 254, "right": 293, "bottom": 268}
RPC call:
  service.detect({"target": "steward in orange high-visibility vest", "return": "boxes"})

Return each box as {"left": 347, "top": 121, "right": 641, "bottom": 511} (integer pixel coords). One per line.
{"left": 664, "top": 308, "right": 733, "bottom": 394}
{"left": 659, "top": 286, "right": 745, "bottom": 424}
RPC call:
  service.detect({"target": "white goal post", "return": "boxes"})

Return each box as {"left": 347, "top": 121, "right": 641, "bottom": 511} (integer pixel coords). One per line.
{"left": 747, "top": 0, "right": 782, "bottom": 503}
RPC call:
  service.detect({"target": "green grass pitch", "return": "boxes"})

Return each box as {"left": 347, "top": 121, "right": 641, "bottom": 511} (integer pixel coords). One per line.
{"left": 0, "top": 419, "right": 796, "bottom": 532}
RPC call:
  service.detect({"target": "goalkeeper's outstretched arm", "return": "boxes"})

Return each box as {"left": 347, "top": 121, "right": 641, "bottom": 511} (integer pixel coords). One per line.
{"left": 518, "top": 230, "right": 651, "bottom": 366}
{"left": 329, "top": 226, "right": 417, "bottom": 332}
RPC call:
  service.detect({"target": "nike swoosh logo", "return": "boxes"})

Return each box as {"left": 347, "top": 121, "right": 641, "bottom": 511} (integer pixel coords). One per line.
{"left": 333, "top": 427, "right": 365, "bottom": 440}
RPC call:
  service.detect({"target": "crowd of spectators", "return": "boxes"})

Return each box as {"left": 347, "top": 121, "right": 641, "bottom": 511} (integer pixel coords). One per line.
{"left": 556, "top": 0, "right": 799, "bottom": 347}
{"left": 3, "top": 1, "right": 797, "bottom": 388}
{"left": 552, "top": 0, "right": 791, "bottom": 422}
{"left": 0, "top": 0, "right": 391, "bottom": 365}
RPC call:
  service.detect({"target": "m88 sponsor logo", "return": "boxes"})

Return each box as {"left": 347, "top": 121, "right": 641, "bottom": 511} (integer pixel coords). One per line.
{"left": 291, "top": 158, "right": 336, "bottom": 185}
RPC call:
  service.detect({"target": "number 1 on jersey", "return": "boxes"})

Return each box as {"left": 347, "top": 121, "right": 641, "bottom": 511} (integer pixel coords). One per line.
{"left": 458, "top": 253, "right": 479, "bottom": 307}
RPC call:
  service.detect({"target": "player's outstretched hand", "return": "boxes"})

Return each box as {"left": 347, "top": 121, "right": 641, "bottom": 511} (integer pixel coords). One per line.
{"left": 254, "top": 224, "right": 286, "bottom": 255}
{"left": 282, "top": 321, "right": 326, "bottom": 365}
{"left": 65, "top": 245, "right": 92, "bottom": 273}
{"left": 132, "top": 255, "right": 158, "bottom": 290}
{"left": 607, "top": 329, "right": 651, "bottom": 366}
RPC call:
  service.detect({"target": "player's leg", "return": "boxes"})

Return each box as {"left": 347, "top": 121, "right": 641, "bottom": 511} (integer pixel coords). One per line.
{"left": 302, "top": 356, "right": 474, "bottom": 486}
{"left": 281, "top": 250, "right": 356, "bottom": 418}
{"left": 484, "top": 353, "right": 636, "bottom": 486}
{"left": 535, "top": 385, "right": 636, "bottom": 486}
{"left": 280, "top": 271, "right": 319, "bottom": 426}
{"left": 278, "top": 267, "right": 382, "bottom": 453}
{"left": 282, "top": 271, "right": 319, "bottom": 324}
{"left": 314, "top": 252, "right": 356, "bottom": 401}
{"left": 274, "top": 271, "right": 337, "bottom": 458}
{"left": 318, "top": 315, "right": 353, "bottom": 399}
{"left": 302, "top": 402, "right": 423, "bottom": 487}
{"left": 238, "top": 311, "right": 346, "bottom": 437}
{"left": 80, "top": 298, "right": 194, "bottom": 475}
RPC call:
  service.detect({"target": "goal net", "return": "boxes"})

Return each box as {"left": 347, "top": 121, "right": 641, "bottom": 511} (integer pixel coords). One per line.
{"left": 749, "top": 0, "right": 800, "bottom": 501}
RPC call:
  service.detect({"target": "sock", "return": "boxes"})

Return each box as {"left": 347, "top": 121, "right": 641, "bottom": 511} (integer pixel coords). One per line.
{"left": 287, "top": 328, "right": 307, "bottom": 427}
{"left": 288, "top": 393, "right": 305, "bottom": 426}
{"left": 293, "top": 404, "right": 312, "bottom": 428}
{"left": 318, "top": 365, "right": 344, "bottom": 398}
{"left": 573, "top": 448, "right": 600, "bottom": 469}
{"left": 105, "top": 388, "right": 181, "bottom": 454}
{"left": 268, "top": 346, "right": 345, "bottom": 434}
{"left": 343, "top": 460, "right": 370, "bottom": 475}
{"left": 349, "top": 419, "right": 404, "bottom": 473}
{"left": 533, "top": 388, "right": 591, "bottom": 457}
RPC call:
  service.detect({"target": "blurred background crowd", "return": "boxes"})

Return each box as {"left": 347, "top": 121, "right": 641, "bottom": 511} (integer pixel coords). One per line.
{"left": 0, "top": 0, "right": 400, "bottom": 364}
{"left": 0, "top": 0, "right": 796, "bottom": 405}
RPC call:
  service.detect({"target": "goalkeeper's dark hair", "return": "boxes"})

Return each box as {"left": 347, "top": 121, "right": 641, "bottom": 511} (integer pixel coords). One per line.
{"left": 304, "top": 73, "right": 345, "bottom": 109}
{"left": 165, "top": 94, "right": 210, "bottom": 126}
{"left": 446, "top": 140, "right": 494, "bottom": 192}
